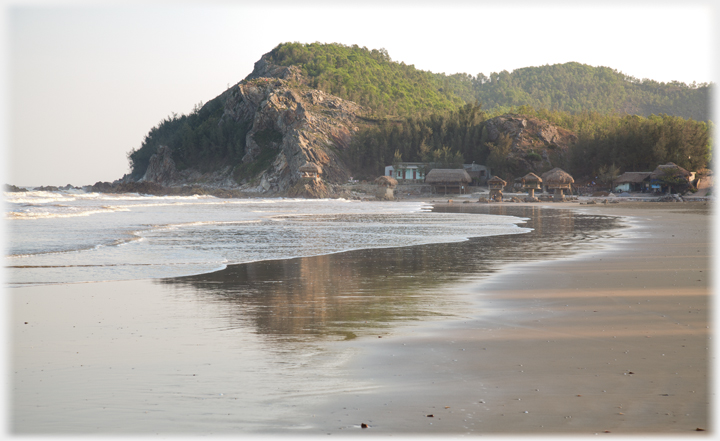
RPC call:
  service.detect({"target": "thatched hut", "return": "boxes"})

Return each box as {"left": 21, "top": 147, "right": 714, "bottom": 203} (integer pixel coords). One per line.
{"left": 544, "top": 168, "right": 574, "bottom": 201}
{"left": 487, "top": 176, "right": 507, "bottom": 201}
{"left": 374, "top": 175, "right": 398, "bottom": 188}
{"left": 299, "top": 162, "right": 321, "bottom": 179}
{"left": 374, "top": 175, "right": 398, "bottom": 200}
{"left": 615, "top": 172, "right": 652, "bottom": 193}
{"left": 521, "top": 172, "right": 542, "bottom": 199}
{"left": 650, "top": 162, "right": 692, "bottom": 194}
{"left": 425, "top": 169, "right": 472, "bottom": 194}
{"left": 540, "top": 167, "right": 561, "bottom": 193}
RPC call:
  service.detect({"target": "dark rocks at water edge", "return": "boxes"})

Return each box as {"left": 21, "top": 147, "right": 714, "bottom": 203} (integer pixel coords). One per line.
{"left": 87, "top": 180, "right": 364, "bottom": 199}
{"left": 5, "top": 184, "right": 83, "bottom": 192}
{"left": 5, "top": 184, "right": 28, "bottom": 192}
{"left": 87, "top": 181, "right": 253, "bottom": 198}
{"left": 4, "top": 179, "right": 367, "bottom": 199}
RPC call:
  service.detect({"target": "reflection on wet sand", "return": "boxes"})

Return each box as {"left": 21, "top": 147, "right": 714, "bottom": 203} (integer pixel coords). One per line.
{"left": 161, "top": 206, "right": 625, "bottom": 341}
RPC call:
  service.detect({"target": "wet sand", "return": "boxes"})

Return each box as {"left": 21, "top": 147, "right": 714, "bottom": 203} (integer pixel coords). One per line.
{"left": 10, "top": 201, "right": 712, "bottom": 435}
{"left": 304, "top": 201, "right": 712, "bottom": 435}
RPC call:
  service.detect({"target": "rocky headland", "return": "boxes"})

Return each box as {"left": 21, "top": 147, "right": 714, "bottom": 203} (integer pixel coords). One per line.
{"left": 109, "top": 53, "right": 369, "bottom": 198}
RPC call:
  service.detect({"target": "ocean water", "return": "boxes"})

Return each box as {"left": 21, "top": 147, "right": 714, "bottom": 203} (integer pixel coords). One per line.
{"left": 6, "top": 190, "right": 531, "bottom": 286}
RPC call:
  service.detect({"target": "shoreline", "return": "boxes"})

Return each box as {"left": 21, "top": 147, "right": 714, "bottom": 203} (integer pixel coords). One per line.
{"left": 301, "top": 201, "right": 712, "bottom": 434}
{"left": 10, "top": 200, "right": 711, "bottom": 435}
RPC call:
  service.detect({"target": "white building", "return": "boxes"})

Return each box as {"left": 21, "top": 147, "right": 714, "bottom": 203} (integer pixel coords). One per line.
{"left": 385, "top": 162, "right": 490, "bottom": 185}
{"left": 385, "top": 163, "right": 426, "bottom": 182}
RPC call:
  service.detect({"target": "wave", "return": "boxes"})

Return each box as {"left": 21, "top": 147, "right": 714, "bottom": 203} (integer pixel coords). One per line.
{"left": 7, "top": 233, "right": 142, "bottom": 258}
{"left": 5, "top": 190, "right": 218, "bottom": 204}
{"left": 6, "top": 206, "right": 130, "bottom": 220}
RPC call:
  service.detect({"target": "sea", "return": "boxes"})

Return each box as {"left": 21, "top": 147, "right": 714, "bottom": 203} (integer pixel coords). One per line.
{"left": 5, "top": 189, "right": 532, "bottom": 287}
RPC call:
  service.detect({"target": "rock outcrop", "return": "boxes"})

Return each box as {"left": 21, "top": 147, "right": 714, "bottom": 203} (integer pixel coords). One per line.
{"left": 141, "top": 145, "right": 179, "bottom": 183}
{"left": 135, "top": 54, "right": 365, "bottom": 195}
{"left": 5, "top": 184, "right": 28, "bottom": 192}
{"left": 286, "top": 178, "right": 330, "bottom": 199}
{"left": 484, "top": 114, "right": 577, "bottom": 172}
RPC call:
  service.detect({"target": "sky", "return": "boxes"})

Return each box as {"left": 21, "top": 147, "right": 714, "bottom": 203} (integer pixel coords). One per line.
{"left": 3, "top": 1, "right": 718, "bottom": 187}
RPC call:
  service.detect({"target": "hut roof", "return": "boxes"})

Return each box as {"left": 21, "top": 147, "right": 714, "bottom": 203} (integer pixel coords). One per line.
{"left": 487, "top": 175, "right": 507, "bottom": 186}
{"left": 522, "top": 172, "right": 542, "bottom": 183}
{"left": 299, "top": 162, "right": 320, "bottom": 173}
{"left": 544, "top": 168, "right": 574, "bottom": 185}
{"left": 540, "top": 167, "right": 563, "bottom": 181}
{"left": 425, "top": 169, "right": 472, "bottom": 184}
{"left": 616, "top": 171, "right": 651, "bottom": 184}
{"left": 374, "top": 175, "right": 398, "bottom": 187}
{"left": 650, "top": 162, "right": 691, "bottom": 180}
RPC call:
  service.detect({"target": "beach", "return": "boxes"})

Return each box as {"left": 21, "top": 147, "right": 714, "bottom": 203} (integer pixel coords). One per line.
{"left": 10, "top": 200, "right": 712, "bottom": 435}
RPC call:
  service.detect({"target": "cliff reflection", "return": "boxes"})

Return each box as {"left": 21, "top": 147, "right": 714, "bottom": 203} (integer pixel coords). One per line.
{"left": 160, "top": 206, "right": 624, "bottom": 341}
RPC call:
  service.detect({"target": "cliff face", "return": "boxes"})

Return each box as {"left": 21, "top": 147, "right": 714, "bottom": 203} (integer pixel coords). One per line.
{"left": 139, "top": 57, "right": 365, "bottom": 194}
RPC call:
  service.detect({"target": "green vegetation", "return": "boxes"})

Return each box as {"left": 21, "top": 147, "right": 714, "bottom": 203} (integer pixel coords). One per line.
{"left": 266, "top": 42, "right": 471, "bottom": 116}
{"left": 347, "top": 103, "right": 489, "bottom": 179}
{"left": 347, "top": 104, "right": 712, "bottom": 182}
{"left": 127, "top": 93, "right": 249, "bottom": 180}
{"left": 268, "top": 43, "right": 712, "bottom": 121}
{"left": 472, "top": 62, "right": 712, "bottom": 121}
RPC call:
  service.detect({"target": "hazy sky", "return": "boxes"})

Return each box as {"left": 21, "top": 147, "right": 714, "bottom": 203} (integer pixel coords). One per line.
{"left": 4, "top": 1, "right": 717, "bottom": 186}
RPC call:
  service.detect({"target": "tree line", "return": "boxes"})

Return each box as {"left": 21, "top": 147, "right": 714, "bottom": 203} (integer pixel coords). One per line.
{"left": 347, "top": 104, "right": 712, "bottom": 183}
{"left": 127, "top": 91, "right": 249, "bottom": 180}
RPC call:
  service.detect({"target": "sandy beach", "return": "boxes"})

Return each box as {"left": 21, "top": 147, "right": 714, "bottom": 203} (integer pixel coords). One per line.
{"left": 301, "top": 201, "right": 712, "bottom": 435}
{"left": 10, "top": 200, "right": 712, "bottom": 435}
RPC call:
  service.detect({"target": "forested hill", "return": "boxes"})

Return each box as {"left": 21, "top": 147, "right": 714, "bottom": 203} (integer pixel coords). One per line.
{"left": 473, "top": 62, "right": 712, "bottom": 121}
{"left": 261, "top": 43, "right": 712, "bottom": 121}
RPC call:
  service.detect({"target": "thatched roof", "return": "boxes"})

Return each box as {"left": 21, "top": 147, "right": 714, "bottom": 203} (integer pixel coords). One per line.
{"left": 541, "top": 167, "right": 563, "bottom": 181}
{"left": 544, "top": 168, "right": 574, "bottom": 186}
{"left": 374, "top": 175, "right": 398, "bottom": 187}
{"left": 487, "top": 175, "right": 507, "bottom": 186}
{"left": 425, "top": 169, "right": 472, "bottom": 184}
{"left": 616, "top": 171, "right": 651, "bottom": 184}
{"left": 650, "top": 162, "right": 691, "bottom": 180}
{"left": 299, "top": 162, "right": 320, "bottom": 173}
{"left": 521, "top": 172, "right": 542, "bottom": 184}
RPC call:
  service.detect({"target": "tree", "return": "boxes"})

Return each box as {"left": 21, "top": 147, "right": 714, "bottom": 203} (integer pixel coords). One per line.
{"left": 486, "top": 133, "right": 514, "bottom": 180}
{"left": 597, "top": 163, "right": 621, "bottom": 190}
{"left": 655, "top": 167, "right": 692, "bottom": 194}
{"left": 392, "top": 149, "right": 403, "bottom": 169}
